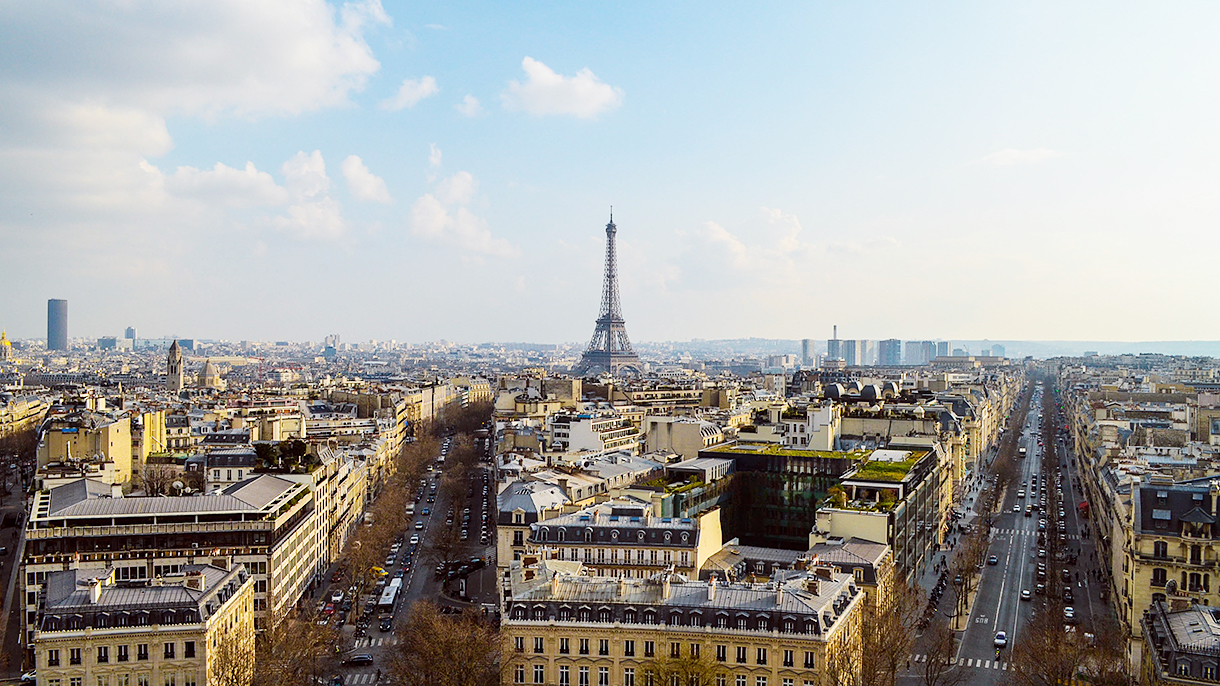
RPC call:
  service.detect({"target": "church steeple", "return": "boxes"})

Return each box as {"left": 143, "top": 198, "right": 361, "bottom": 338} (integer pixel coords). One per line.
{"left": 167, "top": 340, "right": 184, "bottom": 392}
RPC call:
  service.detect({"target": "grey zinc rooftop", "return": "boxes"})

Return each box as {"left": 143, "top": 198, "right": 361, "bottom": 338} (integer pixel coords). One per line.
{"left": 35, "top": 474, "right": 303, "bottom": 520}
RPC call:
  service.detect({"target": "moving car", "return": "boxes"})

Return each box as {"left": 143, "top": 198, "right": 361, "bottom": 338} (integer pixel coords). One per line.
{"left": 343, "top": 654, "right": 375, "bottom": 666}
{"left": 1020, "top": 589, "right": 1031, "bottom": 601}
{"left": 987, "top": 555, "right": 999, "bottom": 565}
{"left": 994, "top": 631, "right": 1008, "bottom": 648}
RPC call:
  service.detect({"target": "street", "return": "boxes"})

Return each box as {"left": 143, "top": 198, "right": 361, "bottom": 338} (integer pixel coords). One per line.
{"left": 902, "top": 381, "right": 1113, "bottom": 685}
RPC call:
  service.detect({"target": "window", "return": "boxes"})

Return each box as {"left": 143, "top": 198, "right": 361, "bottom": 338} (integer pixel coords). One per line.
{"left": 1152, "top": 568, "right": 1168, "bottom": 586}
{"left": 534, "top": 665, "right": 546, "bottom": 684}
{"left": 736, "top": 677, "right": 746, "bottom": 686}
{"left": 117, "top": 677, "right": 130, "bottom": 686}
{"left": 783, "top": 680, "right": 793, "bottom": 686}
{"left": 625, "top": 640, "right": 636, "bottom": 657}
{"left": 164, "top": 676, "right": 176, "bottom": 686}
{"left": 164, "top": 643, "right": 175, "bottom": 659}
{"left": 534, "top": 637, "right": 544, "bottom": 654}
{"left": 70, "top": 648, "right": 82, "bottom": 665}
{"left": 184, "top": 641, "right": 195, "bottom": 658}
{"left": 560, "top": 666, "right": 571, "bottom": 686}
{"left": 98, "top": 646, "right": 110, "bottom": 664}
{"left": 598, "top": 667, "right": 609, "bottom": 686}
{"left": 645, "top": 641, "right": 655, "bottom": 658}
{"left": 48, "top": 649, "right": 61, "bottom": 667}
{"left": 624, "top": 668, "right": 635, "bottom": 686}
{"left": 98, "top": 678, "right": 111, "bottom": 686}
{"left": 515, "top": 665, "right": 525, "bottom": 684}
{"left": 118, "top": 645, "right": 130, "bottom": 662}
{"left": 1178, "top": 662, "right": 1191, "bottom": 676}
{"left": 600, "top": 639, "right": 610, "bottom": 656}
{"left": 736, "top": 647, "right": 747, "bottom": 664}
{"left": 183, "top": 677, "right": 195, "bottom": 686}
{"left": 579, "top": 666, "right": 590, "bottom": 686}
{"left": 690, "top": 644, "right": 700, "bottom": 659}
{"left": 716, "top": 645, "right": 727, "bottom": 662}
{"left": 138, "top": 644, "right": 149, "bottom": 661}
{"left": 671, "top": 642, "right": 682, "bottom": 658}
{"left": 804, "top": 651, "right": 815, "bottom": 669}
{"left": 716, "top": 677, "right": 726, "bottom": 686}
{"left": 755, "top": 678, "right": 767, "bottom": 686}
{"left": 756, "top": 648, "right": 767, "bottom": 665}
{"left": 737, "top": 616, "right": 747, "bottom": 630}
{"left": 1154, "top": 541, "right": 1169, "bottom": 558}
{"left": 1205, "top": 666, "right": 1217, "bottom": 680}
{"left": 138, "top": 677, "right": 150, "bottom": 686}
{"left": 70, "top": 679, "right": 82, "bottom": 686}
{"left": 783, "top": 650, "right": 794, "bottom": 667}
{"left": 580, "top": 638, "right": 590, "bottom": 655}
{"left": 514, "top": 531, "right": 525, "bottom": 546}
{"left": 560, "top": 638, "right": 570, "bottom": 654}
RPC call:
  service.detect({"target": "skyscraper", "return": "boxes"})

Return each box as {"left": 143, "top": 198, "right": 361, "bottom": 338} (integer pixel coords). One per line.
{"left": 801, "top": 339, "right": 813, "bottom": 366}
{"left": 125, "top": 327, "right": 137, "bottom": 340}
{"left": 936, "top": 341, "right": 950, "bottom": 358}
{"left": 47, "top": 299, "right": 67, "bottom": 351}
{"left": 879, "top": 339, "right": 902, "bottom": 366}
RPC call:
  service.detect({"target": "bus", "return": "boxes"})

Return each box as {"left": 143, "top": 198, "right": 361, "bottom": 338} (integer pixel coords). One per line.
{"left": 1018, "top": 447, "right": 1027, "bottom": 458}
{"left": 405, "top": 503, "right": 415, "bottom": 516}
{"left": 378, "top": 578, "right": 403, "bottom": 614}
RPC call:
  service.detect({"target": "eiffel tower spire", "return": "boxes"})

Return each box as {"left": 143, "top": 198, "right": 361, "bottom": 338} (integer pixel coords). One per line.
{"left": 576, "top": 209, "right": 641, "bottom": 376}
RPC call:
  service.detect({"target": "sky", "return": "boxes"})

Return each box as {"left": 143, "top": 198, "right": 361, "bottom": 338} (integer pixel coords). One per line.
{"left": 3, "top": 1, "right": 1220, "bottom": 345}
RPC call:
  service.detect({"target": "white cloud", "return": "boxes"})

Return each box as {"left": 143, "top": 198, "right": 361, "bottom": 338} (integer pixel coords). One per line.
{"left": 436, "top": 171, "right": 475, "bottom": 205}
{"left": 429, "top": 143, "right": 442, "bottom": 167}
{"left": 455, "top": 94, "right": 483, "bottom": 117}
{"left": 163, "top": 161, "right": 290, "bottom": 207}
{"left": 340, "top": 154, "right": 391, "bottom": 203}
{"left": 971, "top": 148, "right": 1063, "bottom": 166}
{"left": 410, "top": 171, "right": 517, "bottom": 257}
{"left": 501, "top": 57, "right": 623, "bottom": 118}
{"left": 380, "top": 76, "right": 439, "bottom": 111}
{"left": 272, "top": 150, "right": 347, "bottom": 239}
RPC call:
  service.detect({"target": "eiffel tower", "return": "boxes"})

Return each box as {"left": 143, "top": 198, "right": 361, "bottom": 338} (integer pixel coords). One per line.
{"left": 576, "top": 210, "right": 641, "bottom": 376}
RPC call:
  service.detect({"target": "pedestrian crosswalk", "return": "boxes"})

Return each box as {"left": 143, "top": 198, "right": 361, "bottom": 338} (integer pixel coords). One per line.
{"left": 993, "top": 527, "right": 1079, "bottom": 540}
{"left": 908, "top": 654, "right": 1010, "bottom": 671}
{"left": 346, "top": 672, "right": 380, "bottom": 685}
{"left": 352, "top": 636, "right": 398, "bottom": 648}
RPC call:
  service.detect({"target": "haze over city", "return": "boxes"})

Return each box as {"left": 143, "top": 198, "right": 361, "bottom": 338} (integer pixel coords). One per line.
{"left": 4, "top": 2, "right": 1220, "bottom": 344}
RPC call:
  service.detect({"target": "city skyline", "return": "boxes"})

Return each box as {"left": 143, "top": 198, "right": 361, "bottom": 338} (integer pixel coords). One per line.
{"left": 5, "top": 2, "right": 1220, "bottom": 344}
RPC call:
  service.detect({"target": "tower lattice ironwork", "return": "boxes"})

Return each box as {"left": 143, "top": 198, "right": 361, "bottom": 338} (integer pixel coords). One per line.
{"left": 576, "top": 210, "right": 641, "bottom": 376}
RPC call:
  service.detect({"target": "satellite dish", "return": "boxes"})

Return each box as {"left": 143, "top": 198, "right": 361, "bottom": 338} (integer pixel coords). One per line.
{"left": 172, "top": 480, "right": 185, "bottom": 492}
{"left": 1165, "top": 579, "right": 1178, "bottom": 595}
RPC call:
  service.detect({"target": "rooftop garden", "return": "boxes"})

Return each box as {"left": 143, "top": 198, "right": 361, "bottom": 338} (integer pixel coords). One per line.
{"left": 718, "top": 443, "right": 866, "bottom": 460}
{"left": 845, "top": 451, "right": 928, "bottom": 483}
{"left": 641, "top": 475, "right": 708, "bottom": 494}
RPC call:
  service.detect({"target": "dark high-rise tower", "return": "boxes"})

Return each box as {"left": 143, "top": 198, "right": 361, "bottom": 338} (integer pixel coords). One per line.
{"left": 47, "top": 299, "right": 68, "bottom": 351}
{"left": 576, "top": 211, "right": 641, "bottom": 376}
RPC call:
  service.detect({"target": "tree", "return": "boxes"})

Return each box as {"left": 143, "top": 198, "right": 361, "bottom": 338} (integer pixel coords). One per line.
{"left": 208, "top": 618, "right": 256, "bottom": 686}
{"left": 387, "top": 602, "right": 505, "bottom": 686}
{"left": 1006, "top": 605, "right": 1085, "bottom": 686}
{"left": 252, "top": 606, "right": 339, "bottom": 686}
{"left": 641, "top": 653, "right": 721, "bottom": 686}
{"left": 140, "top": 461, "right": 177, "bottom": 496}
{"left": 920, "top": 618, "right": 966, "bottom": 686}
{"left": 859, "top": 580, "right": 923, "bottom": 686}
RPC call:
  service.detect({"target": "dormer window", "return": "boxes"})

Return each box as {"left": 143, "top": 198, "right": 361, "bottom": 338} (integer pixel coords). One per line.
{"left": 664, "top": 532, "right": 672, "bottom": 543}
{"left": 637, "top": 531, "right": 645, "bottom": 542}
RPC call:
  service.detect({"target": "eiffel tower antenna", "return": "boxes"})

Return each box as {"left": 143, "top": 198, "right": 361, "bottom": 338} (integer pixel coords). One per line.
{"left": 576, "top": 209, "right": 640, "bottom": 376}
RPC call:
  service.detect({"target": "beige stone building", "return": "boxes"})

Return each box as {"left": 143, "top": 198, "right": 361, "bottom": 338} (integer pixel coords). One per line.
{"left": 37, "top": 409, "right": 134, "bottom": 486}
{"left": 502, "top": 558, "right": 864, "bottom": 686}
{"left": 32, "top": 563, "right": 254, "bottom": 686}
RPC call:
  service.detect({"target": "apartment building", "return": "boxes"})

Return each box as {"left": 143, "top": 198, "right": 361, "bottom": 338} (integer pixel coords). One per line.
{"left": 502, "top": 558, "right": 865, "bottom": 686}
{"left": 550, "top": 413, "right": 642, "bottom": 455}
{"left": 526, "top": 501, "right": 723, "bottom": 579}
{"left": 37, "top": 409, "right": 134, "bottom": 486}
{"left": 32, "top": 563, "right": 254, "bottom": 686}
{"left": 21, "top": 473, "right": 322, "bottom": 662}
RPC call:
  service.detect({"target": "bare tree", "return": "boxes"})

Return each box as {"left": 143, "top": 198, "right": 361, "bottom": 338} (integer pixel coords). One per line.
{"left": 387, "top": 602, "right": 505, "bottom": 686}
{"left": 1005, "top": 605, "right": 1085, "bottom": 686}
{"left": 140, "top": 461, "right": 178, "bottom": 496}
{"left": 642, "top": 652, "right": 721, "bottom": 686}
{"left": 860, "top": 579, "right": 923, "bottom": 686}
{"left": 920, "top": 618, "right": 966, "bottom": 686}
{"left": 252, "top": 605, "right": 340, "bottom": 686}
{"left": 208, "top": 619, "right": 256, "bottom": 686}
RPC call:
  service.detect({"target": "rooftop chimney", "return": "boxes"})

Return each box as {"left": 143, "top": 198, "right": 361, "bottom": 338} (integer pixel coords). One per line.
{"left": 185, "top": 571, "right": 204, "bottom": 591}
{"left": 211, "top": 557, "right": 229, "bottom": 571}
{"left": 708, "top": 575, "right": 716, "bottom": 601}
{"left": 815, "top": 566, "right": 834, "bottom": 581}
{"left": 89, "top": 578, "right": 104, "bottom": 604}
